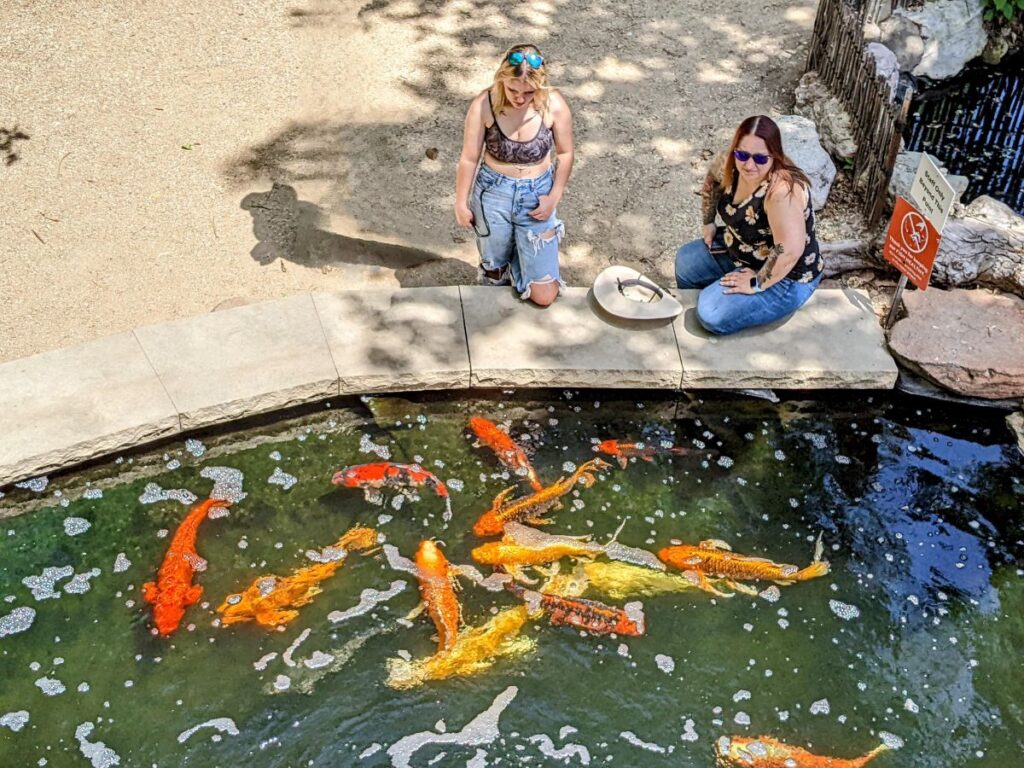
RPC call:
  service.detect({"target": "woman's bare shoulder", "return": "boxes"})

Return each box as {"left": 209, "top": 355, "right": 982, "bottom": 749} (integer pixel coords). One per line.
{"left": 548, "top": 88, "right": 570, "bottom": 113}
{"left": 767, "top": 171, "right": 809, "bottom": 207}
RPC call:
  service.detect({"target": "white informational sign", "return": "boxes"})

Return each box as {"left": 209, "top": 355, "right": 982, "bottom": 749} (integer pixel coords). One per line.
{"left": 909, "top": 153, "right": 955, "bottom": 233}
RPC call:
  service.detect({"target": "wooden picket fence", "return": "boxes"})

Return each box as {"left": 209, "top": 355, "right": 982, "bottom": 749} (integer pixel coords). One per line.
{"left": 805, "top": 0, "right": 913, "bottom": 225}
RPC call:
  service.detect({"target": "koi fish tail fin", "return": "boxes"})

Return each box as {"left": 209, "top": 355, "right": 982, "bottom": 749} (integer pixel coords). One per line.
{"left": 854, "top": 744, "right": 890, "bottom": 766}
{"left": 605, "top": 517, "right": 628, "bottom": 547}
{"left": 812, "top": 530, "right": 825, "bottom": 562}
{"left": 142, "top": 581, "right": 158, "bottom": 604}
{"left": 794, "top": 560, "right": 830, "bottom": 581}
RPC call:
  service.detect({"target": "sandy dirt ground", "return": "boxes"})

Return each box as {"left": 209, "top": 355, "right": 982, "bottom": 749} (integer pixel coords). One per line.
{"left": 1, "top": 0, "right": 820, "bottom": 363}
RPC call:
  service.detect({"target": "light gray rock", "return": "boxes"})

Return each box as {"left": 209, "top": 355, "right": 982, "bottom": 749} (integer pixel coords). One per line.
{"left": 1008, "top": 411, "right": 1024, "bottom": 457}
{"left": 776, "top": 114, "right": 838, "bottom": 210}
{"left": 675, "top": 287, "right": 897, "bottom": 389}
{"left": 867, "top": 43, "right": 900, "bottom": 99}
{"left": 903, "top": 0, "right": 987, "bottom": 80}
{"left": 888, "top": 288, "right": 1024, "bottom": 399}
{"left": 935, "top": 196, "right": 1024, "bottom": 298}
{"left": 0, "top": 333, "right": 179, "bottom": 486}
{"left": 461, "top": 287, "right": 683, "bottom": 388}
{"left": 312, "top": 287, "right": 470, "bottom": 394}
{"left": 793, "top": 73, "right": 858, "bottom": 165}
{"left": 134, "top": 294, "right": 339, "bottom": 430}
{"left": 878, "top": 14, "right": 925, "bottom": 72}
{"left": 889, "top": 151, "right": 969, "bottom": 205}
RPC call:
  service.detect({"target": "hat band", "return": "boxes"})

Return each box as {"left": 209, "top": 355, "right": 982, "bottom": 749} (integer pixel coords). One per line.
{"left": 617, "top": 277, "right": 663, "bottom": 302}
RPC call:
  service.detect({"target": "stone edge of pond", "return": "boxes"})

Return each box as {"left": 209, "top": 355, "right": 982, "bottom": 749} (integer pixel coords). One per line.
{"left": 0, "top": 285, "right": 896, "bottom": 487}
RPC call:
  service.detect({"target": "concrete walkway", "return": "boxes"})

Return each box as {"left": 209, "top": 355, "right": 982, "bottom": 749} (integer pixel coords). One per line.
{"left": 0, "top": 285, "right": 896, "bottom": 486}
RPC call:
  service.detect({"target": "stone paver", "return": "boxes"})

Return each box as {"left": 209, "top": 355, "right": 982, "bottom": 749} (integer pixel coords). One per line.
{"left": 134, "top": 294, "right": 338, "bottom": 430}
{"left": 462, "top": 287, "right": 683, "bottom": 388}
{"left": 0, "top": 333, "right": 179, "bottom": 486}
{"left": 313, "top": 287, "right": 470, "bottom": 393}
{"left": 675, "top": 287, "right": 897, "bottom": 388}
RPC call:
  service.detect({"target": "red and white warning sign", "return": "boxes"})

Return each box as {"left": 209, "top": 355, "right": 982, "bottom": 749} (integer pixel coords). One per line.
{"left": 883, "top": 196, "right": 940, "bottom": 291}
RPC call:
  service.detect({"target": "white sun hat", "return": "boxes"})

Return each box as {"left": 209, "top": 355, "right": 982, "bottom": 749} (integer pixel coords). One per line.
{"left": 592, "top": 265, "right": 683, "bottom": 320}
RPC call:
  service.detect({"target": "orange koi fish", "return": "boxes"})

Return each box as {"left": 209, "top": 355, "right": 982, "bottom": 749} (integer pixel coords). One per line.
{"left": 658, "top": 536, "right": 829, "bottom": 595}
{"left": 414, "top": 540, "right": 462, "bottom": 653}
{"left": 716, "top": 736, "right": 888, "bottom": 767}
{"left": 473, "top": 458, "right": 612, "bottom": 537}
{"left": 594, "top": 439, "right": 690, "bottom": 469}
{"left": 332, "top": 462, "right": 451, "bottom": 521}
{"left": 143, "top": 498, "right": 231, "bottom": 636}
{"left": 216, "top": 526, "right": 378, "bottom": 628}
{"left": 505, "top": 579, "right": 645, "bottom": 636}
{"left": 386, "top": 605, "right": 533, "bottom": 689}
{"left": 469, "top": 416, "right": 543, "bottom": 491}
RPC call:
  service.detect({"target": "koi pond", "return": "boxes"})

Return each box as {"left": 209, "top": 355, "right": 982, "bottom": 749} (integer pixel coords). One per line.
{"left": 1, "top": 391, "right": 1021, "bottom": 767}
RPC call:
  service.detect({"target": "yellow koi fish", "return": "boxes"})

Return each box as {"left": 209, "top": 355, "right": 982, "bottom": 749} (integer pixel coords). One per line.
{"left": 217, "top": 526, "right": 378, "bottom": 628}
{"left": 385, "top": 605, "right": 534, "bottom": 689}
{"left": 716, "top": 735, "right": 888, "bottom": 767}
{"left": 582, "top": 561, "right": 734, "bottom": 600}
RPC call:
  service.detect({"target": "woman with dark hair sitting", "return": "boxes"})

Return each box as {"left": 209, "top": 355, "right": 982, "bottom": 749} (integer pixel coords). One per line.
{"left": 675, "top": 115, "right": 823, "bottom": 334}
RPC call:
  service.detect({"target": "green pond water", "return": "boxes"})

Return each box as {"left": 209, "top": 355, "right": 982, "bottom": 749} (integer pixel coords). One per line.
{"left": 1, "top": 391, "right": 1021, "bottom": 767}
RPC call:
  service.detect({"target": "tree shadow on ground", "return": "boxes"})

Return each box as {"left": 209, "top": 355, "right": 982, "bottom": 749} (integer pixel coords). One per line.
{"left": 0, "top": 126, "right": 30, "bottom": 165}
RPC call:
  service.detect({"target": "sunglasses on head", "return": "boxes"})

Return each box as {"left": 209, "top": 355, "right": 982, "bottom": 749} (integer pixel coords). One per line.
{"left": 733, "top": 149, "right": 771, "bottom": 165}
{"left": 508, "top": 50, "right": 544, "bottom": 68}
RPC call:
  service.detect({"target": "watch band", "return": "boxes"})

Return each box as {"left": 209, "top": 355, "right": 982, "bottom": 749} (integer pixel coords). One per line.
{"left": 749, "top": 276, "right": 764, "bottom": 293}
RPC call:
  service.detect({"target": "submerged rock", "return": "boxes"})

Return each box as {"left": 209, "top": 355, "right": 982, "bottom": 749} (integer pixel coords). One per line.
{"left": 888, "top": 289, "right": 1024, "bottom": 399}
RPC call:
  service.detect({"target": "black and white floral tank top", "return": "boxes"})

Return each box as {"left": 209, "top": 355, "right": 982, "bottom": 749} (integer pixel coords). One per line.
{"left": 717, "top": 171, "right": 823, "bottom": 284}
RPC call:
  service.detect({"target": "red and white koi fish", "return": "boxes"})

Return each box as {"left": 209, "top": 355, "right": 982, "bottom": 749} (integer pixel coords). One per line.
{"left": 469, "top": 416, "right": 543, "bottom": 491}
{"left": 593, "top": 439, "right": 690, "bottom": 469}
{"left": 143, "top": 498, "right": 230, "bottom": 636}
{"left": 504, "top": 579, "right": 645, "bottom": 636}
{"left": 332, "top": 462, "right": 451, "bottom": 521}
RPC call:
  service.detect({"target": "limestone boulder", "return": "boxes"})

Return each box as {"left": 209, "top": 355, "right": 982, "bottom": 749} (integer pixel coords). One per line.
{"left": 888, "top": 288, "right": 1024, "bottom": 399}
{"left": 889, "top": 151, "right": 969, "bottom": 205}
{"left": 794, "top": 72, "right": 857, "bottom": 163}
{"left": 902, "top": 0, "right": 987, "bottom": 80}
{"left": 878, "top": 14, "right": 925, "bottom": 72}
{"left": 936, "top": 196, "right": 1024, "bottom": 297}
{"left": 867, "top": 43, "right": 900, "bottom": 100}
{"left": 776, "top": 114, "right": 837, "bottom": 210}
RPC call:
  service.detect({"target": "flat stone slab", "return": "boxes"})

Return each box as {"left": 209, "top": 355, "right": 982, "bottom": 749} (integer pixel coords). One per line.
{"left": 0, "top": 333, "right": 179, "bottom": 486}
{"left": 313, "top": 287, "right": 470, "bottom": 393}
{"left": 134, "top": 294, "right": 338, "bottom": 430}
{"left": 462, "top": 286, "right": 683, "bottom": 388}
{"left": 675, "top": 287, "right": 897, "bottom": 388}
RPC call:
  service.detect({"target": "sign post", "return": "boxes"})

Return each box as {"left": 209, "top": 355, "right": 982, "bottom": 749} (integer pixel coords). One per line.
{"left": 883, "top": 155, "right": 955, "bottom": 329}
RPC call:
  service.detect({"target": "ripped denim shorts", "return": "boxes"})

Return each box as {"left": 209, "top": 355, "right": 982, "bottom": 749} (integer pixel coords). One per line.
{"left": 470, "top": 164, "right": 566, "bottom": 300}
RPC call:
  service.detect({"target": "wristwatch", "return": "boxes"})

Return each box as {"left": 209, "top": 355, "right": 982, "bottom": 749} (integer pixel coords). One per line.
{"left": 749, "top": 276, "right": 765, "bottom": 293}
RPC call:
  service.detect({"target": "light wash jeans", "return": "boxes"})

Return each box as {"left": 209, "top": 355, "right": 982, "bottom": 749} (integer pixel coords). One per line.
{"left": 470, "top": 165, "right": 565, "bottom": 300}
{"left": 674, "top": 237, "right": 821, "bottom": 335}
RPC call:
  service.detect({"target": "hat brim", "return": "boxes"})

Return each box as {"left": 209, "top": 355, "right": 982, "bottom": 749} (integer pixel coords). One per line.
{"left": 592, "top": 266, "right": 682, "bottom": 320}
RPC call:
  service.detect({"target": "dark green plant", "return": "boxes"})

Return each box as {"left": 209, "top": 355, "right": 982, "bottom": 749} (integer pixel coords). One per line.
{"left": 983, "top": 0, "right": 1024, "bottom": 22}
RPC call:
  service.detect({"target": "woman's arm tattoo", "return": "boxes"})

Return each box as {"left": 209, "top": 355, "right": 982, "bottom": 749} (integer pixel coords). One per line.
{"left": 757, "top": 243, "right": 784, "bottom": 284}
{"left": 701, "top": 173, "right": 722, "bottom": 225}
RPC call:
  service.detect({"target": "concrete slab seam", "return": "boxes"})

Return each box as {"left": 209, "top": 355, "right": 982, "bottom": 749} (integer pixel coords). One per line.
{"left": 131, "top": 328, "right": 184, "bottom": 433}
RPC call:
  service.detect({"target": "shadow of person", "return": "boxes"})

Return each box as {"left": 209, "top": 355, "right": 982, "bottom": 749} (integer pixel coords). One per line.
{"left": 241, "top": 183, "right": 471, "bottom": 284}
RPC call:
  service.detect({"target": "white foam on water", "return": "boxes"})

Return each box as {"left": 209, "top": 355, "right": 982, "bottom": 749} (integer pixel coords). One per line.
{"left": 282, "top": 628, "right": 312, "bottom": 667}
{"left": 879, "top": 731, "right": 904, "bottom": 749}
{"left": 177, "top": 717, "right": 240, "bottom": 744}
{"left": 655, "top": 654, "right": 675, "bottom": 674}
{"left": 273, "top": 675, "right": 291, "bottom": 692}
{"left": 185, "top": 439, "right": 206, "bottom": 457}
{"left": 733, "top": 690, "right": 751, "bottom": 702}
{"left": 15, "top": 477, "right": 48, "bottom": 493}
{"left": 383, "top": 545, "right": 419, "bottom": 577}
{"left": 23, "top": 566, "right": 74, "bottom": 600}
{"left": 680, "top": 718, "right": 698, "bottom": 742}
{"left": 253, "top": 652, "right": 278, "bottom": 671}
{"left": 138, "top": 483, "right": 197, "bottom": 506}
{"left": 809, "top": 698, "right": 830, "bottom": 715}
{"left": 75, "top": 722, "right": 121, "bottom": 767}
{"left": 466, "top": 749, "right": 488, "bottom": 767}
{"left": 528, "top": 733, "right": 591, "bottom": 764}
{"left": 904, "top": 698, "right": 919, "bottom": 714}
{"left": 64, "top": 569, "right": 102, "bottom": 595}
{"left": 829, "top": 600, "right": 861, "bottom": 621}
{"left": 328, "top": 581, "right": 406, "bottom": 624}
{"left": 303, "top": 651, "right": 335, "bottom": 670}
{"left": 268, "top": 467, "right": 297, "bottom": 491}
{"left": 734, "top": 712, "right": 751, "bottom": 726}
{"left": 1, "top": 711, "right": 29, "bottom": 732}
{"left": 35, "top": 677, "right": 65, "bottom": 696}
{"left": 447, "top": 478, "right": 464, "bottom": 492}
{"left": 200, "top": 466, "right": 247, "bottom": 503}
{"left": 386, "top": 686, "right": 517, "bottom": 768}
{"left": 306, "top": 545, "right": 347, "bottom": 564}
{"left": 63, "top": 517, "right": 91, "bottom": 536}
{"left": 113, "top": 554, "right": 131, "bottom": 573}
{"left": 359, "top": 743, "right": 382, "bottom": 759}
{"left": 359, "top": 434, "right": 391, "bottom": 459}
{"left": 620, "top": 731, "right": 667, "bottom": 754}
{"left": 82, "top": 488, "right": 103, "bottom": 500}
{"left": 0, "top": 606, "right": 36, "bottom": 638}
{"left": 759, "top": 586, "right": 781, "bottom": 603}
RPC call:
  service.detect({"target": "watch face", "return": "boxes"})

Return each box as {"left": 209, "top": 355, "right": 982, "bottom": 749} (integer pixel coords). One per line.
{"left": 749, "top": 276, "right": 757, "bottom": 289}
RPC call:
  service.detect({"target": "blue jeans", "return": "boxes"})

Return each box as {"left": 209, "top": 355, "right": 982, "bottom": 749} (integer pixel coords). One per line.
{"left": 470, "top": 165, "right": 565, "bottom": 300}
{"left": 674, "top": 237, "right": 821, "bottom": 335}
